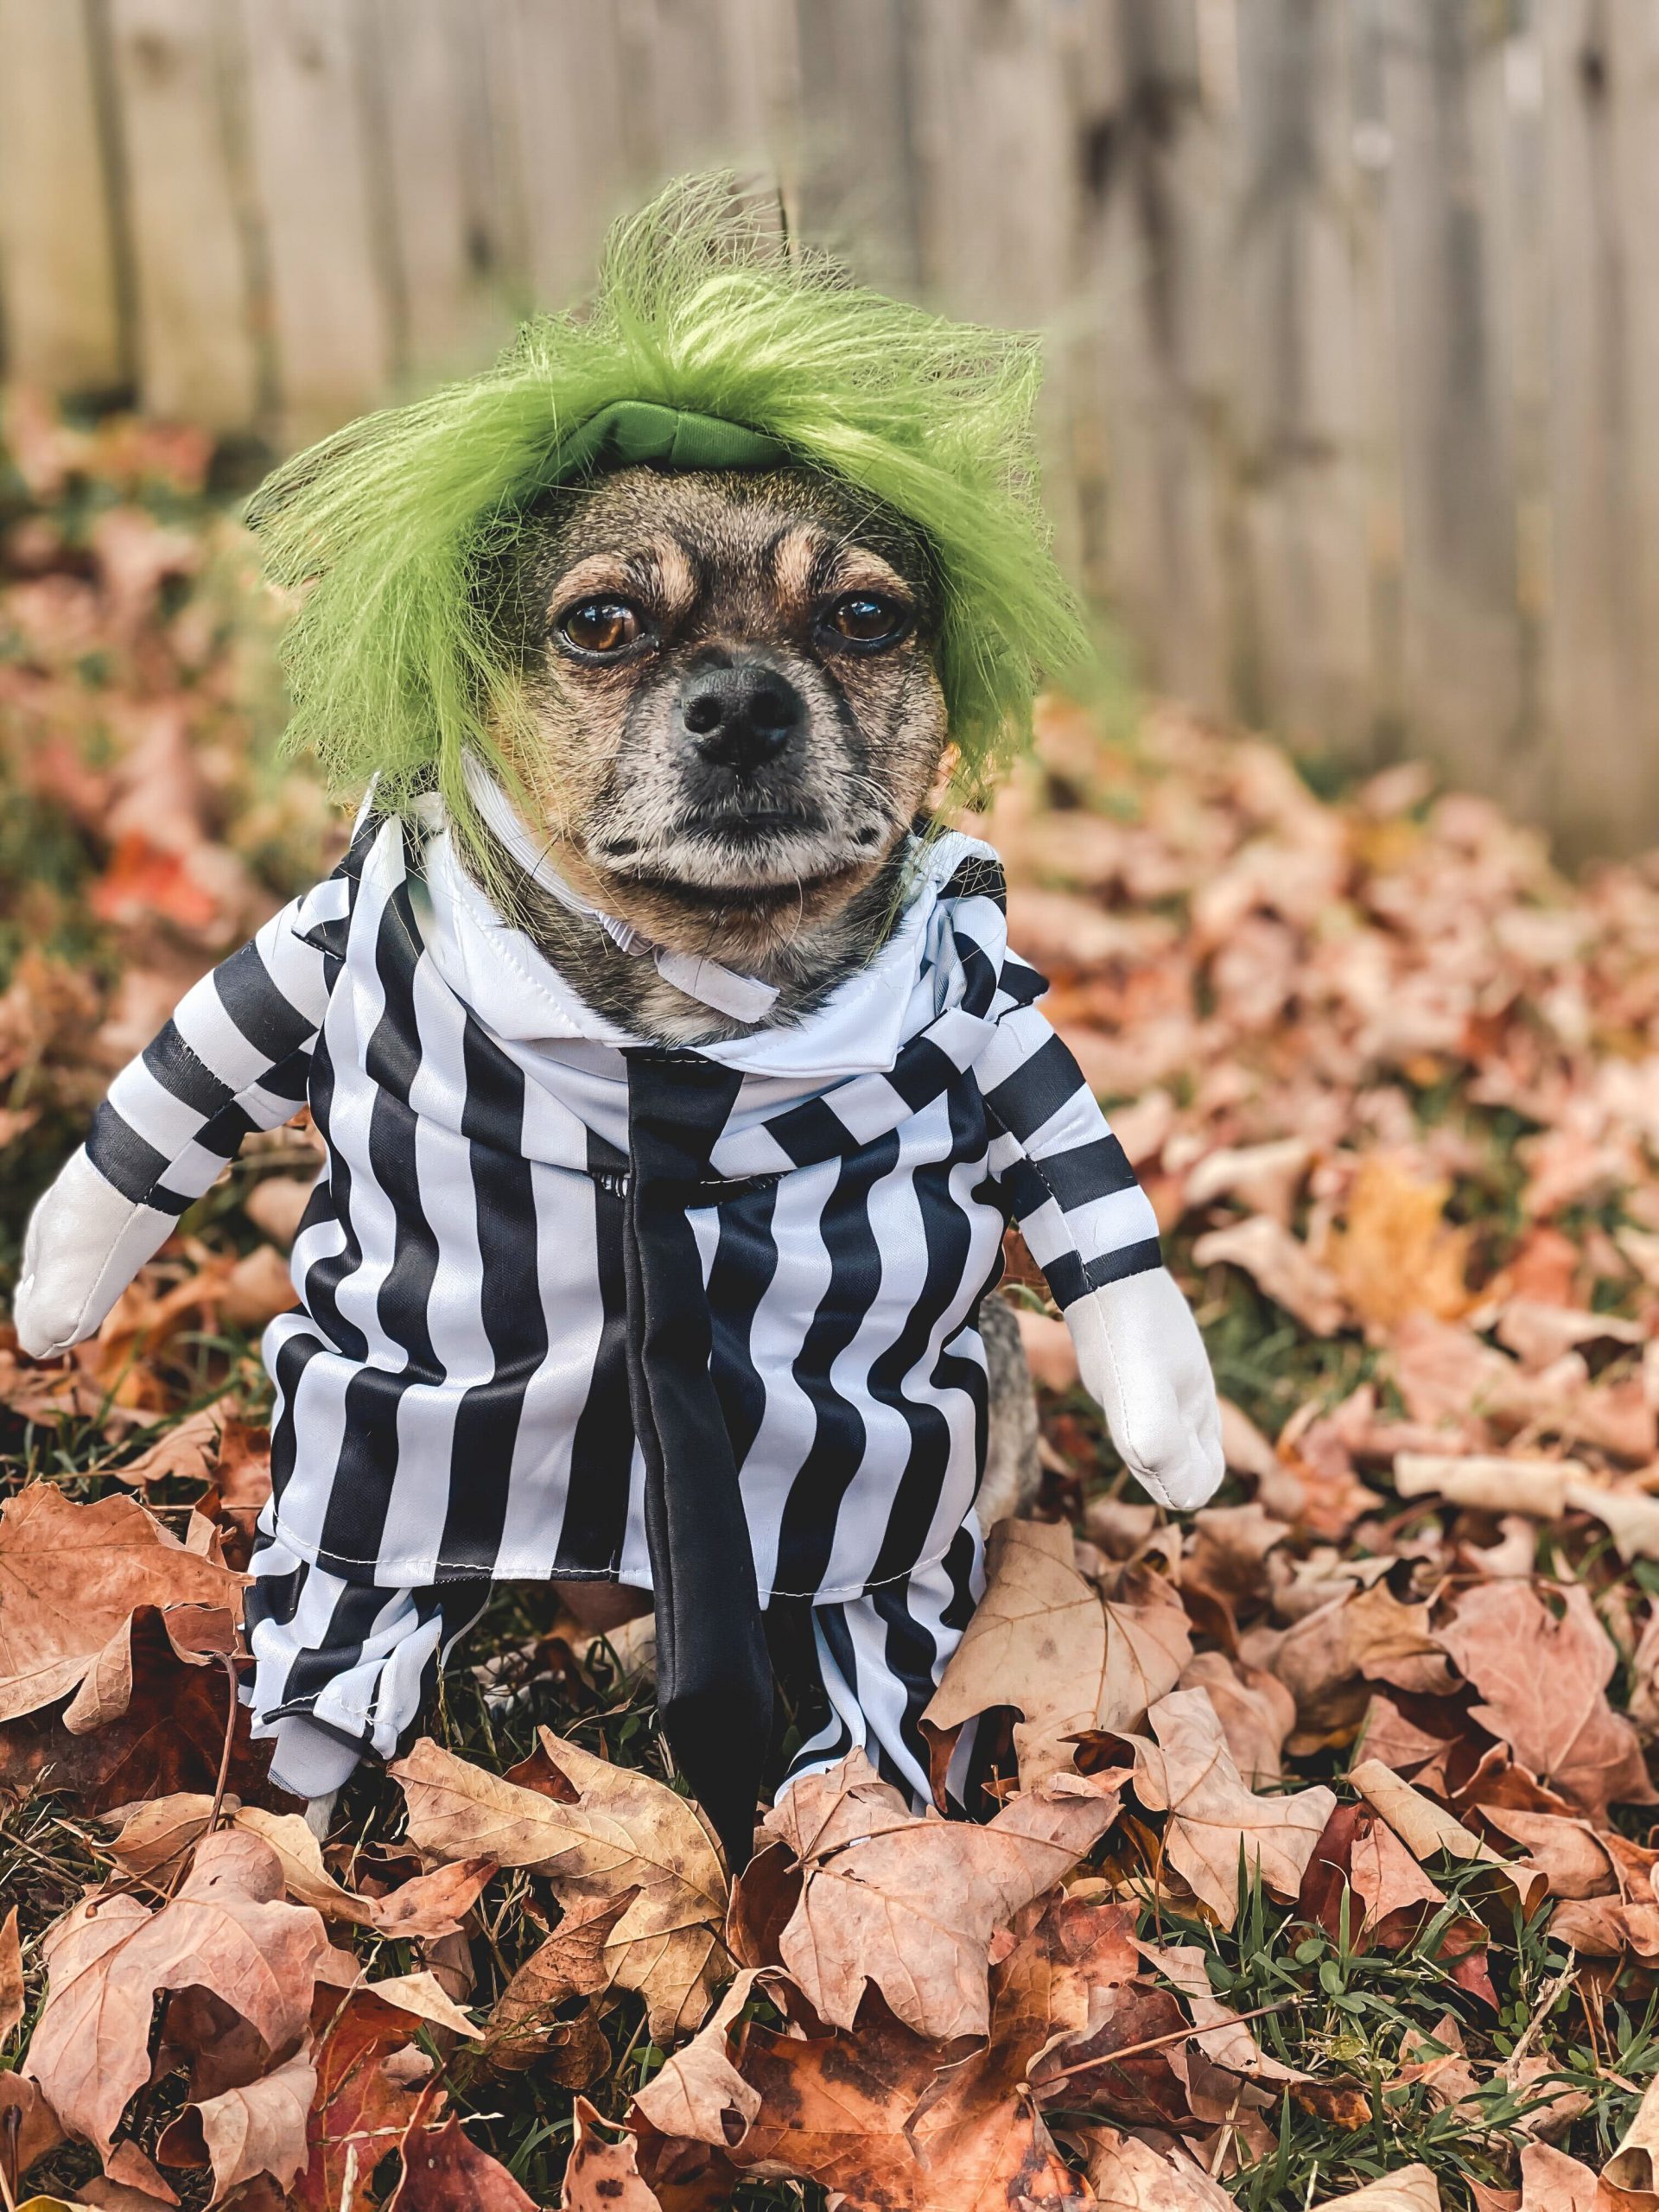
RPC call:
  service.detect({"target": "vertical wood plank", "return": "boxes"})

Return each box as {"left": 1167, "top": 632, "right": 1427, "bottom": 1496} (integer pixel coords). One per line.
{"left": 1377, "top": 0, "right": 1529, "bottom": 795}
{"left": 365, "top": 0, "right": 513, "bottom": 379}
{"left": 0, "top": 0, "right": 130, "bottom": 392}
{"left": 238, "top": 0, "right": 396, "bottom": 443}
{"left": 790, "top": 0, "right": 925, "bottom": 291}
{"left": 1540, "top": 0, "right": 1659, "bottom": 857}
{"left": 1232, "top": 0, "right": 1376, "bottom": 756}
{"left": 106, "top": 0, "right": 262, "bottom": 431}
{"left": 480, "top": 0, "right": 632, "bottom": 319}
{"left": 1081, "top": 0, "right": 1240, "bottom": 717}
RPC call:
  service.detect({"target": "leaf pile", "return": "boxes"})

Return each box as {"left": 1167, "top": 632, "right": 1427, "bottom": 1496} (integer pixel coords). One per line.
{"left": 8, "top": 392, "right": 1659, "bottom": 2207}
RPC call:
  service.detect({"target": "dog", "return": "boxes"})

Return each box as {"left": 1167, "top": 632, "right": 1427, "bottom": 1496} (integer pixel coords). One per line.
{"left": 486, "top": 462, "right": 1043, "bottom": 1631}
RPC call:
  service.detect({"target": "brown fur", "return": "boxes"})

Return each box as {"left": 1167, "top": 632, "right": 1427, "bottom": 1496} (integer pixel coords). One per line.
{"left": 480, "top": 465, "right": 950, "bottom": 1045}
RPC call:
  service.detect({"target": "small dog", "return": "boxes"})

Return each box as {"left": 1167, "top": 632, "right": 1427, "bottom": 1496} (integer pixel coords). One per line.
{"left": 489, "top": 462, "right": 1041, "bottom": 1627}
{"left": 16, "top": 178, "right": 1224, "bottom": 1865}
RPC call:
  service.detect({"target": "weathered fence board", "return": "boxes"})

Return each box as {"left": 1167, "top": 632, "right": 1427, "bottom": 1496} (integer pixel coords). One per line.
{"left": 0, "top": 0, "right": 128, "bottom": 392}
{"left": 107, "top": 0, "right": 262, "bottom": 431}
{"left": 6, "top": 0, "right": 1659, "bottom": 852}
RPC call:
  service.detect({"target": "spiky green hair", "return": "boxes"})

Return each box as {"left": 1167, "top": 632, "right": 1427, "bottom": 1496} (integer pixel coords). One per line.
{"left": 248, "top": 172, "right": 1088, "bottom": 861}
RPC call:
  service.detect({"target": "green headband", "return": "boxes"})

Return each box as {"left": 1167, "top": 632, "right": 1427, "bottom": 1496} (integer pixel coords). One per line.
{"left": 550, "top": 399, "right": 787, "bottom": 481}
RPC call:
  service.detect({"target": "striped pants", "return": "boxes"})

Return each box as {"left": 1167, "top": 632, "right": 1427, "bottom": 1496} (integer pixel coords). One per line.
{"left": 244, "top": 1517, "right": 985, "bottom": 1808}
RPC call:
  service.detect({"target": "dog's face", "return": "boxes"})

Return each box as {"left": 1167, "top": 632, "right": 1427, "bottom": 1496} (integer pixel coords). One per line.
{"left": 501, "top": 466, "right": 949, "bottom": 955}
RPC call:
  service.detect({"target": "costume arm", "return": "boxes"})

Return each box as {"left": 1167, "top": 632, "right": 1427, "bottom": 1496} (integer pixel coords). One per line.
{"left": 981, "top": 997, "right": 1223, "bottom": 1511}
{"left": 13, "top": 881, "right": 342, "bottom": 1357}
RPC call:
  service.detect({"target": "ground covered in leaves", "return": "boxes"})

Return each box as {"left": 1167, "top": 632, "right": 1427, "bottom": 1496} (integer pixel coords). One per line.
{"left": 5, "top": 394, "right": 1659, "bottom": 2212}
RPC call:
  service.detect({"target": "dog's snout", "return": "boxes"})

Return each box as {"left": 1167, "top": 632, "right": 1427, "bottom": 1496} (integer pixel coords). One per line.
{"left": 678, "top": 663, "right": 804, "bottom": 772}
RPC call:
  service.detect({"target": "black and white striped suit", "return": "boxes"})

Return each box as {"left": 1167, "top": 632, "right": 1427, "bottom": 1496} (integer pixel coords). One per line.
{"left": 78, "top": 804, "right": 1161, "bottom": 1802}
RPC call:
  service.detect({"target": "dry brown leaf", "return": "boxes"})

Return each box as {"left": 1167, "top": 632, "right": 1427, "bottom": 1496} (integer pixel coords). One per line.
{"left": 922, "top": 1518, "right": 1190, "bottom": 1784}
{"left": 1083, "top": 2126, "right": 1236, "bottom": 2211}
{"left": 1263, "top": 1580, "right": 1451, "bottom": 1742}
{"left": 632, "top": 1967, "right": 764, "bottom": 2145}
{"left": 1478, "top": 1805, "right": 1618, "bottom": 1900}
{"left": 764, "top": 1748, "right": 1121, "bottom": 2038}
{"left": 232, "top": 1806, "right": 494, "bottom": 1939}
{"left": 392, "top": 1730, "right": 727, "bottom": 2040}
{"left": 486, "top": 1891, "right": 636, "bottom": 2070}
{"left": 1435, "top": 1580, "right": 1656, "bottom": 1821}
{"left": 1606, "top": 2071, "right": 1659, "bottom": 2191}
{"left": 157, "top": 2045, "right": 316, "bottom": 2202}
{"left": 23, "top": 1829, "right": 329, "bottom": 2158}
{"left": 1392, "top": 1455, "right": 1586, "bottom": 1518}
{"left": 1326, "top": 1157, "right": 1472, "bottom": 1332}
{"left": 1349, "top": 1760, "right": 1548, "bottom": 1916}
{"left": 0, "top": 1485, "right": 243, "bottom": 1722}
{"left": 390, "top": 2116, "right": 537, "bottom": 2212}
{"left": 1117, "top": 1688, "right": 1337, "bottom": 1925}
{"left": 1516, "top": 2141, "right": 1603, "bottom": 2212}
{"left": 1178, "top": 1649, "right": 1294, "bottom": 1785}
{"left": 1567, "top": 1483, "right": 1659, "bottom": 1565}
{"left": 561, "top": 2097, "right": 664, "bottom": 2210}
{"left": 0, "top": 1903, "right": 23, "bottom": 2043}
{"left": 1192, "top": 1215, "right": 1346, "bottom": 1335}
{"left": 1313, "top": 2168, "right": 1442, "bottom": 2212}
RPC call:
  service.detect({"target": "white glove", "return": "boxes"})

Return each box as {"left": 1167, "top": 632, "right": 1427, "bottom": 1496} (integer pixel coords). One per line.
{"left": 13, "top": 1149, "right": 176, "bottom": 1358}
{"left": 1065, "top": 1266, "right": 1224, "bottom": 1510}
{"left": 266, "top": 1711, "right": 363, "bottom": 1803}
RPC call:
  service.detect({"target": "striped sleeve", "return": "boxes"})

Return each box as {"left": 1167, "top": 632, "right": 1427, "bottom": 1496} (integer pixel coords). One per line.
{"left": 84, "top": 873, "right": 347, "bottom": 1216}
{"left": 977, "top": 1000, "right": 1161, "bottom": 1308}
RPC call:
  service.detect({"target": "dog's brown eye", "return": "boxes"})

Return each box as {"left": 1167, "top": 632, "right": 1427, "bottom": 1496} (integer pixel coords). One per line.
{"left": 826, "top": 593, "right": 909, "bottom": 648}
{"left": 556, "top": 598, "right": 645, "bottom": 655}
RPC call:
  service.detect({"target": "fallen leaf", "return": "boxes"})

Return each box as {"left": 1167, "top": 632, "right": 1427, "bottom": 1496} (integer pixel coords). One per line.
{"left": 764, "top": 1747, "right": 1121, "bottom": 2037}
{"left": 1192, "top": 1215, "right": 1347, "bottom": 1335}
{"left": 1083, "top": 2126, "right": 1236, "bottom": 2210}
{"left": 390, "top": 2115, "right": 537, "bottom": 2212}
{"left": 1605, "top": 2072, "right": 1659, "bottom": 2192}
{"left": 1392, "top": 1455, "right": 1586, "bottom": 1518}
{"left": 1349, "top": 1760, "right": 1548, "bottom": 1916}
{"left": 923, "top": 1519, "right": 1190, "bottom": 1785}
{"left": 0, "top": 1904, "right": 23, "bottom": 2042}
{"left": 0, "top": 1486, "right": 243, "bottom": 1722}
{"left": 1326, "top": 1157, "right": 1472, "bottom": 1332}
{"left": 486, "top": 1891, "right": 637, "bottom": 2070}
{"left": 23, "top": 1829, "right": 329, "bottom": 2158}
{"left": 562, "top": 2098, "right": 663, "bottom": 2210}
{"left": 1178, "top": 1649, "right": 1294, "bottom": 1784}
{"left": 1313, "top": 2168, "right": 1441, "bottom": 2212}
{"left": 1114, "top": 1688, "right": 1337, "bottom": 1925}
{"left": 156, "top": 2045, "right": 316, "bottom": 2202}
{"left": 393, "top": 1730, "right": 728, "bottom": 2040}
{"left": 632, "top": 1967, "right": 764, "bottom": 2145}
{"left": 1436, "top": 1580, "right": 1656, "bottom": 1821}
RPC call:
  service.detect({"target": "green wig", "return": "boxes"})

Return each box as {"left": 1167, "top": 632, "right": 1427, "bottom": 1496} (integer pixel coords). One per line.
{"left": 248, "top": 172, "right": 1088, "bottom": 864}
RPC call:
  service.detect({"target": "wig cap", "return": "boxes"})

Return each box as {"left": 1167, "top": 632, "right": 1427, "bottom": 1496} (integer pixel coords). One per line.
{"left": 248, "top": 172, "right": 1089, "bottom": 857}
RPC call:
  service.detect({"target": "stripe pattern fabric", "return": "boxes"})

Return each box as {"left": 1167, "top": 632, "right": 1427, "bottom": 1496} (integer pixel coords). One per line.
{"left": 76, "top": 807, "right": 1162, "bottom": 1793}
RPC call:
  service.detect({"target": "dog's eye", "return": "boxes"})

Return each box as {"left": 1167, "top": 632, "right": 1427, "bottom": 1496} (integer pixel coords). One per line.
{"left": 556, "top": 598, "right": 645, "bottom": 656}
{"left": 825, "top": 593, "right": 910, "bottom": 649}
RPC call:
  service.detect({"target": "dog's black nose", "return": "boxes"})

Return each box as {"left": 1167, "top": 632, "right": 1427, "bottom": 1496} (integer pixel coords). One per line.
{"left": 678, "top": 664, "right": 804, "bottom": 772}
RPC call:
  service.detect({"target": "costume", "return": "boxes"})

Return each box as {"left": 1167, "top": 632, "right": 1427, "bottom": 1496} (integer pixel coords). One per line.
{"left": 15, "top": 177, "right": 1224, "bottom": 1865}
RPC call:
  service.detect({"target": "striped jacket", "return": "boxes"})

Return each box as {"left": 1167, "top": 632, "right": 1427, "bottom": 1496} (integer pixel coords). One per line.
{"left": 79, "top": 807, "right": 1162, "bottom": 1605}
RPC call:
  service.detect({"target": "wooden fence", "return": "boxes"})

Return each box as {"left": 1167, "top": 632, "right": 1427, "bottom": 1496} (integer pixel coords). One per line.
{"left": 1, "top": 0, "right": 1656, "bottom": 855}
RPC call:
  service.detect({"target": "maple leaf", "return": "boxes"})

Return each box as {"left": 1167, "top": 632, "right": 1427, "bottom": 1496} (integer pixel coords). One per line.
{"left": 0, "top": 1605, "right": 271, "bottom": 1812}
{"left": 923, "top": 1518, "right": 1190, "bottom": 1786}
{"left": 1113, "top": 1688, "right": 1337, "bottom": 1925}
{"left": 1325, "top": 1155, "right": 1473, "bottom": 1333}
{"left": 1435, "top": 1580, "right": 1656, "bottom": 1822}
{"left": 156, "top": 2044, "right": 316, "bottom": 2202}
{"left": 22, "top": 1828, "right": 330, "bottom": 2159}
{"left": 1082, "top": 2126, "right": 1236, "bottom": 2211}
{"left": 762, "top": 1747, "right": 1122, "bottom": 2038}
{"left": 393, "top": 1729, "right": 728, "bottom": 2040}
{"left": 563, "top": 2096, "right": 664, "bottom": 2210}
{"left": 486, "top": 1891, "right": 637, "bottom": 2072}
{"left": 0, "top": 1485, "right": 243, "bottom": 1722}
{"left": 389, "top": 2115, "right": 537, "bottom": 2212}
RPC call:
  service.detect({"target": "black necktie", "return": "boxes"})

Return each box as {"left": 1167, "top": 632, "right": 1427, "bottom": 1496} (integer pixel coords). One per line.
{"left": 620, "top": 1050, "right": 772, "bottom": 1872}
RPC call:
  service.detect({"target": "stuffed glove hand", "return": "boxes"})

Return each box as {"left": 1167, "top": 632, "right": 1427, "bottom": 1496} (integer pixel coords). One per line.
{"left": 13, "top": 1149, "right": 175, "bottom": 1360}
{"left": 1065, "top": 1265, "right": 1224, "bottom": 1510}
